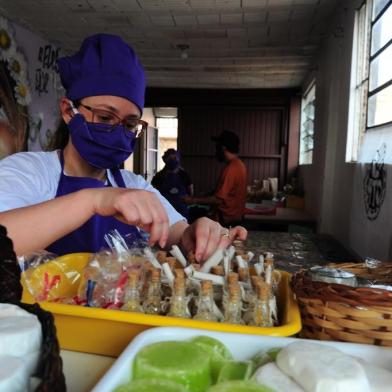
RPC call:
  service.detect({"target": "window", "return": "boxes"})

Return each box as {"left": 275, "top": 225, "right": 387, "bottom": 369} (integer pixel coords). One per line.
{"left": 156, "top": 117, "right": 178, "bottom": 138}
{"left": 368, "top": 1, "right": 392, "bottom": 127}
{"left": 299, "top": 83, "right": 316, "bottom": 165}
{"left": 347, "top": 0, "right": 392, "bottom": 161}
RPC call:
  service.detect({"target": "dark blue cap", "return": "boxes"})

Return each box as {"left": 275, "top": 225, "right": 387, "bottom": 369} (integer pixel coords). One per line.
{"left": 57, "top": 34, "right": 145, "bottom": 113}
{"left": 162, "top": 148, "right": 180, "bottom": 162}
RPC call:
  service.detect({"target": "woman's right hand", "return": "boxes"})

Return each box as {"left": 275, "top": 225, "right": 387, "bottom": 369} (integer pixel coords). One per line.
{"left": 88, "top": 188, "right": 169, "bottom": 248}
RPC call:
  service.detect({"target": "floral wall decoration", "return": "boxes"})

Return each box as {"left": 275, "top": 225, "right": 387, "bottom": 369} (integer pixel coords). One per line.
{"left": 0, "top": 16, "right": 31, "bottom": 159}
{"left": 0, "top": 15, "right": 62, "bottom": 159}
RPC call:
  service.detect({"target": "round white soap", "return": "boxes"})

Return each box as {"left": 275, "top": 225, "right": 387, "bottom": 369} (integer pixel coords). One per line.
{"left": 252, "top": 362, "right": 305, "bottom": 392}
{"left": 0, "top": 303, "right": 42, "bottom": 358}
{"left": 276, "top": 341, "right": 370, "bottom": 392}
{"left": 0, "top": 355, "right": 29, "bottom": 392}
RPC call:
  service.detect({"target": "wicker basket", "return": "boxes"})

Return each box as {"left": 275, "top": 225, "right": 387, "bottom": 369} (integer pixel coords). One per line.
{"left": 292, "top": 267, "right": 392, "bottom": 346}
{"left": 0, "top": 225, "right": 66, "bottom": 391}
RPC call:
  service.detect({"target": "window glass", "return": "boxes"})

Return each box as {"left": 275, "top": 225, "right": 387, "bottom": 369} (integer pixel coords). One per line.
{"left": 371, "top": 4, "right": 392, "bottom": 55}
{"left": 373, "top": 0, "right": 390, "bottom": 19}
{"left": 369, "top": 42, "right": 392, "bottom": 91}
{"left": 367, "top": 83, "right": 392, "bottom": 126}
{"left": 299, "top": 84, "right": 316, "bottom": 165}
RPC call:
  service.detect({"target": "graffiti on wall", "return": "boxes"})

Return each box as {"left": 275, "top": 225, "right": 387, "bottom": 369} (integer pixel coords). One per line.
{"left": 363, "top": 143, "right": 387, "bottom": 221}
{"left": 0, "top": 17, "right": 31, "bottom": 159}
{"left": 35, "top": 44, "right": 59, "bottom": 95}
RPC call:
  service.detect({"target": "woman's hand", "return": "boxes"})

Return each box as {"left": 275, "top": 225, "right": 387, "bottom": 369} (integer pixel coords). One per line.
{"left": 180, "top": 217, "right": 247, "bottom": 262}
{"left": 90, "top": 188, "right": 169, "bottom": 248}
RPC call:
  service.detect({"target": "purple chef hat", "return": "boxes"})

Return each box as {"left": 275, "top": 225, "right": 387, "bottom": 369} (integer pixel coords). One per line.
{"left": 57, "top": 34, "right": 146, "bottom": 113}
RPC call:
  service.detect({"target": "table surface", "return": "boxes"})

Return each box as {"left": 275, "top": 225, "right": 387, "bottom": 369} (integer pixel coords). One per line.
{"left": 61, "top": 350, "right": 115, "bottom": 392}
{"left": 241, "top": 230, "right": 358, "bottom": 272}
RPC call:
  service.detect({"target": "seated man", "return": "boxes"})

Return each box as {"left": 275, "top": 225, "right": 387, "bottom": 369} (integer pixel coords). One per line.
{"left": 185, "top": 131, "right": 247, "bottom": 226}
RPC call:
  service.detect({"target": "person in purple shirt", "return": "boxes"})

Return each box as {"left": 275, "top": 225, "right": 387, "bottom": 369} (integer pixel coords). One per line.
{"left": 0, "top": 34, "right": 246, "bottom": 261}
{"left": 152, "top": 149, "right": 193, "bottom": 221}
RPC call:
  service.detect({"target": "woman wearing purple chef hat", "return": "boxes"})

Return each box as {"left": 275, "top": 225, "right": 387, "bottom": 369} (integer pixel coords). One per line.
{"left": 0, "top": 34, "right": 246, "bottom": 260}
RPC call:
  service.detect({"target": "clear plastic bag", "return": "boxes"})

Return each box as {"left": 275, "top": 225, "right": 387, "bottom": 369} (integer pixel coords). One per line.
{"left": 19, "top": 251, "right": 83, "bottom": 302}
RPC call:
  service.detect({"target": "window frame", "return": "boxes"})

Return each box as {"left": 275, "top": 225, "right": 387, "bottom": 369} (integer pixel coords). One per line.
{"left": 366, "top": 0, "right": 392, "bottom": 130}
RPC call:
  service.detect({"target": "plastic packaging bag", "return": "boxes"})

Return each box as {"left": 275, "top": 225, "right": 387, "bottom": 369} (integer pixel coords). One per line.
{"left": 19, "top": 251, "right": 83, "bottom": 302}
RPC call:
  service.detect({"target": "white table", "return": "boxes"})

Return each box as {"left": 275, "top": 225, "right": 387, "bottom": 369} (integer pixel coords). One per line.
{"left": 61, "top": 350, "right": 115, "bottom": 392}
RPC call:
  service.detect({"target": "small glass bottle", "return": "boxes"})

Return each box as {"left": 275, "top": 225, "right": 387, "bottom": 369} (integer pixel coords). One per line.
{"left": 223, "top": 272, "right": 239, "bottom": 306}
{"left": 121, "top": 270, "right": 143, "bottom": 313}
{"left": 143, "top": 268, "right": 162, "bottom": 315}
{"left": 223, "top": 284, "right": 243, "bottom": 325}
{"left": 193, "top": 280, "right": 218, "bottom": 322}
{"left": 243, "top": 276, "right": 262, "bottom": 324}
{"left": 248, "top": 283, "right": 272, "bottom": 327}
{"left": 167, "top": 272, "right": 190, "bottom": 319}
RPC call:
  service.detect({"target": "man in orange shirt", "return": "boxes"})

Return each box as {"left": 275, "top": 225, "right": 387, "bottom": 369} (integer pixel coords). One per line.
{"left": 185, "top": 131, "right": 247, "bottom": 226}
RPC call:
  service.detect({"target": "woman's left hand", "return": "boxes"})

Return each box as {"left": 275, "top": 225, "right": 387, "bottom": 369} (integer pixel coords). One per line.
{"left": 180, "top": 217, "right": 247, "bottom": 262}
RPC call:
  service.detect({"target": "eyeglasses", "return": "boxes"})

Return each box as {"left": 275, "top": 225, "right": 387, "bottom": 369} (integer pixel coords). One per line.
{"left": 79, "top": 103, "right": 147, "bottom": 137}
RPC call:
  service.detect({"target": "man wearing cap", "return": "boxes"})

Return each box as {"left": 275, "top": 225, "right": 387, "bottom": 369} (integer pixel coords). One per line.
{"left": 152, "top": 148, "right": 193, "bottom": 220}
{"left": 185, "top": 131, "right": 247, "bottom": 226}
{"left": 0, "top": 34, "right": 246, "bottom": 260}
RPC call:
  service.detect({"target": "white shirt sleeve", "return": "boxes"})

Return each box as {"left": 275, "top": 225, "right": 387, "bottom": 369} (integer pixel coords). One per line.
{"left": 0, "top": 151, "right": 60, "bottom": 212}
{"left": 118, "top": 169, "right": 186, "bottom": 227}
{"left": 0, "top": 153, "right": 185, "bottom": 227}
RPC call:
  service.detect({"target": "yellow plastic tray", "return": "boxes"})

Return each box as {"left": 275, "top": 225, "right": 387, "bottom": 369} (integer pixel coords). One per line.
{"left": 21, "top": 253, "right": 301, "bottom": 357}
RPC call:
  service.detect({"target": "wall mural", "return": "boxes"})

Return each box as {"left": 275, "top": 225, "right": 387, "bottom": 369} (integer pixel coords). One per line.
{"left": 0, "top": 15, "right": 62, "bottom": 159}
{"left": 0, "top": 17, "right": 31, "bottom": 159}
{"left": 363, "top": 143, "right": 387, "bottom": 221}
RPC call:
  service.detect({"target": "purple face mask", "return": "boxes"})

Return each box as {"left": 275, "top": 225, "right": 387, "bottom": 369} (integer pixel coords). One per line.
{"left": 67, "top": 113, "right": 136, "bottom": 169}
{"left": 166, "top": 159, "right": 179, "bottom": 170}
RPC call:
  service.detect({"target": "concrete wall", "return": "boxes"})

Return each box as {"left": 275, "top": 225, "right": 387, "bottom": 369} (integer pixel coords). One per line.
{"left": 300, "top": 0, "right": 392, "bottom": 260}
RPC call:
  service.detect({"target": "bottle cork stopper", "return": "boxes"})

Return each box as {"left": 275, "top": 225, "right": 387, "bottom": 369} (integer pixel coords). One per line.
{"left": 238, "top": 267, "right": 249, "bottom": 282}
{"left": 228, "top": 283, "right": 240, "bottom": 300}
{"left": 251, "top": 275, "right": 262, "bottom": 288}
{"left": 174, "top": 276, "right": 185, "bottom": 292}
{"left": 212, "top": 266, "right": 224, "bottom": 276}
{"left": 235, "top": 249, "right": 246, "bottom": 256}
{"left": 151, "top": 268, "right": 161, "bottom": 283}
{"left": 227, "top": 273, "right": 238, "bottom": 285}
{"left": 257, "top": 283, "right": 270, "bottom": 300}
{"left": 175, "top": 269, "right": 185, "bottom": 279}
{"left": 201, "top": 280, "right": 213, "bottom": 294}
{"left": 167, "top": 258, "right": 177, "bottom": 270}
{"left": 156, "top": 251, "right": 167, "bottom": 264}
{"left": 265, "top": 258, "right": 274, "bottom": 267}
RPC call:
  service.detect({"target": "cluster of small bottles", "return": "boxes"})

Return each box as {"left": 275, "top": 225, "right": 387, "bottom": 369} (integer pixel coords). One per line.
{"left": 73, "top": 248, "right": 278, "bottom": 327}
{"left": 121, "top": 251, "right": 277, "bottom": 327}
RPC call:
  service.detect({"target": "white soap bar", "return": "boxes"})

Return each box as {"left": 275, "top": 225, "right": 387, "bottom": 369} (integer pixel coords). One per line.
{"left": 357, "top": 358, "right": 392, "bottom": 392}
{"left": 276, "top": 341, "right": 370, "bottom": 392}
{"left": 253, "top": 362, "right": 304, "bottom": 392}
{"left": 0, "top": 355, "right": 29, "bottom": 392}
{"left": 0, "top": 304, "right": 42, "bottom": 358}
